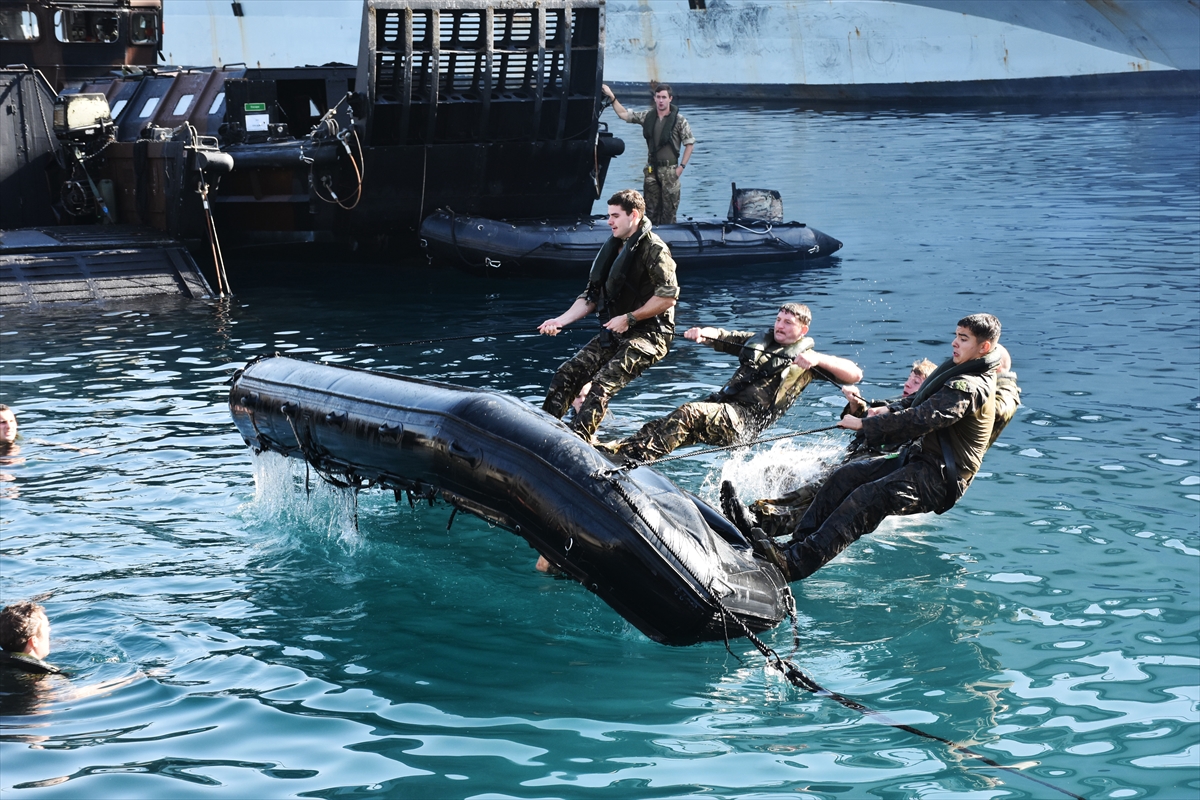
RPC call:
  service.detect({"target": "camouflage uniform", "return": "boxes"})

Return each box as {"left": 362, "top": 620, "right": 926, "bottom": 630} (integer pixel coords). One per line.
{"left": 627, "top": 106, "right": 695, "bottom": 225}
{"left": 542, "top": 218, "right": 679, "bottom": 440}
{"left": 612, "top": 329, "right": 815, "bottom": 463}
{"left": 753, "top": 370, "right": 1022, "bottom": 542}
{"left": 778, "top": 364, "right": 1009, "bottom": 581}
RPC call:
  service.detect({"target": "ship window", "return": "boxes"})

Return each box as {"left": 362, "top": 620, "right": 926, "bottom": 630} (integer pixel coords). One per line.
{"left": 0, "top": 8, "right": 40, "bottom": 41}
{"left": 110, "top": 98, "right": 128, "bottom": 118}
{"left": 172, "top": 94, "right": 195, "bottom": 116}
{"left": 208, "top": 92, "right": 225, "bottom": 115}
{"left": 54, "top": 10, "right": 119, "bottom": 43}
{"left": 308, "top": 99, "right": 320, "bottom": 116}
{"left": 139, "top": 96, "right": 160, "bottom": 118}
{"left": 131, "top": 12, "right": 158, "bottom": 45}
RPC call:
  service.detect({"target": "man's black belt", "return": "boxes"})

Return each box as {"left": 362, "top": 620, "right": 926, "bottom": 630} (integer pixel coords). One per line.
{"left": 648, "top": 160, "right": 677, "bottom": 168}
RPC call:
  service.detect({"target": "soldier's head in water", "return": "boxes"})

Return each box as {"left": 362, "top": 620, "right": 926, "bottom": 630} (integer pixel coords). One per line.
{"left": 0, "top": 405, "right": 17, "bottom": 450}
{"left": 0, "top": 601, "right": 50, "bottom": 659}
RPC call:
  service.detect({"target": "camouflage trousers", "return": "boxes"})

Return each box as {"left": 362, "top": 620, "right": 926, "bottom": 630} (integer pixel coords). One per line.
{"left": 614, "top": 400, "right": 750, "bottom": 463}
{"left": 780, "top": 450, "right": 949, "bottom": 581}
{"left": 542, "top": 329, "right": 671, "bottom": 440}
{"left": 643, "top": 165, "right": 681, "bottom": 226}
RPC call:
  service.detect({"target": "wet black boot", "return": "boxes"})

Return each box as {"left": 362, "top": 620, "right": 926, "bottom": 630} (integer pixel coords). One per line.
{"left": 720, "top": 480, "right": 755, "bottom": 537}
{"left": 748, "top": 526, "right": 794, "bottom": 581}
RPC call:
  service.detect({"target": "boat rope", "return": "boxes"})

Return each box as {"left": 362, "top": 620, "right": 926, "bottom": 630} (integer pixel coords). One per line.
{"left": 598, "top": 465, "right": 1081, "bottom": 799}
{"left": 710, "top": 596, "right": 1086, "bottom": 800}
{"left": 599, "top": 424, "right": 843, "bottom": 474}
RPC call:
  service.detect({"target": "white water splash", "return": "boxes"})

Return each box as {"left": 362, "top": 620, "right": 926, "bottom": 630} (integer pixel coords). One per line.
{"left": 250, "top": 451, "right": 361, "bottom": 547}
{"left": 700, "top": 434, "right": 847, "bottom": 505}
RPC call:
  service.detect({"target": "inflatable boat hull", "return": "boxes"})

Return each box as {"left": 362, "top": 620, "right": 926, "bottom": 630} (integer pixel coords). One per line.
{"left": 229, "top": 356, "right": 789, "bottom": 646}
{"left": 419, "top": 211, "right": 843, "bottom": 276}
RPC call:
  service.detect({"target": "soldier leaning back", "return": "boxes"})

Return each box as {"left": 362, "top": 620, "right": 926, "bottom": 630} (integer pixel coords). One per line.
{"left": 603, "top": 83, "right": 695, "bottom": 225}
{"left": 601, "top": 303, "right": 862, "bottom": 463}
{"left": 750, "top": 314, "right": 1014, "bottom": 582}
{"left": 538, "top": 189, "right": 679, "bottom": 442}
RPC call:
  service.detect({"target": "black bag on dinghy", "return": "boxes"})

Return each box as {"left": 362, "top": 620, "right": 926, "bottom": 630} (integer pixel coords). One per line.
{"left": 229, "top": 356, "right": 789, "bottom": 646}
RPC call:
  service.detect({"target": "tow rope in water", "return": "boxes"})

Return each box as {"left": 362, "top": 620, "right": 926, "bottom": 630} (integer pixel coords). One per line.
{"left": 599, "top": 469, "right": 1085, "bottom": 800}
{"left": 715, "top": 598, "right": 1086, "bottom": 800}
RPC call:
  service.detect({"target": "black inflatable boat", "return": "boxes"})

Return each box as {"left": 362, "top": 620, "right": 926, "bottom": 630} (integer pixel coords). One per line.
{"left": 229, "top": 356, "right": 790, "bottom": 646}
{"left": 418, "top": 186, "right": 841, "bottom": 276}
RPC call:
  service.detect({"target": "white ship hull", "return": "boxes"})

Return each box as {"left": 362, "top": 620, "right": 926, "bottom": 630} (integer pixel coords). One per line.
{"left": 604, "top": 0, "right": 1199, "bottom": 100}
{"left": 162, "top": 0, "right": 1198, "bottom": 101}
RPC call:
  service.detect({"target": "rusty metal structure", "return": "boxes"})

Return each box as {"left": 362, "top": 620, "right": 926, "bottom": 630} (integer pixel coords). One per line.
{"left": 0, "top": 0, "right": 161, "bottom": 91}
{"left": 1, "top": 0, "right": 622, "bottom": 261}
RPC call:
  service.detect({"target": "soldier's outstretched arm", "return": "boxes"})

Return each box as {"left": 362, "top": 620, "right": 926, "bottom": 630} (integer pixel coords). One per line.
{"left": 796, "top": 351, "right": 863, "bottom": 384}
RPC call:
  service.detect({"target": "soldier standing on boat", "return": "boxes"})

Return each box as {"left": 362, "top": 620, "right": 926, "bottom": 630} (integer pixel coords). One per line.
{"left": 599, "top": 304, "right": 863, "bottom": 463}
{"left": 602, "top": 83, "right": 695, "bottom": 225}
{"left": 538, "top": 189, "right": 679, "bottom": 442}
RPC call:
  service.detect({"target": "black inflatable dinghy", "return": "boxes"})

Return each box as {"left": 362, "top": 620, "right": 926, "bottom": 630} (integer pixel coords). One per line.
{"left": 419, "top": 186, "right": 842, "bottom": 276}
{"left": 229, "top": 356, "right": 790, "bottom": 646}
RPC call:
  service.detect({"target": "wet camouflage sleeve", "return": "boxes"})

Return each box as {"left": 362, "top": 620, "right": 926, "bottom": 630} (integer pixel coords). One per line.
{"left": 862, "top": 384, "right": 979, "bottom": 448}
{"left": 707, "top": 330, "right": 755, "bottom": 357}
{"left": 627, "top": 109, "right": 650, "bottom": 126}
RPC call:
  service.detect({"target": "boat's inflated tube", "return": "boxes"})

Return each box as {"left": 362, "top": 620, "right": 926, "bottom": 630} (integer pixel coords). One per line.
{"left": 229, "top": 356, "right": 789, "bottom": 646}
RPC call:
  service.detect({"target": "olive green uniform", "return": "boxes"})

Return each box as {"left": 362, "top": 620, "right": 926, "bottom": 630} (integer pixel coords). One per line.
{"left": 774, "top": 358, "right": 1014, "bottom": 581}
{"left": 627, "top": 107, "right": 695, "bottom": 225}
{"left": 753, "top": 372, "right": 1021, "bottom": 539}
{"left": 542, "top": 218, "right": 679, "bottom": 439}
{"left": 610, "top": 329, "right": 815, "bottom": 462}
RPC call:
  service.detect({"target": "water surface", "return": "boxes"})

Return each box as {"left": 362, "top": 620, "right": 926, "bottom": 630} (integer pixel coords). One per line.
{"left": 1, "top": 101, "right": 1197, "bottom": 799}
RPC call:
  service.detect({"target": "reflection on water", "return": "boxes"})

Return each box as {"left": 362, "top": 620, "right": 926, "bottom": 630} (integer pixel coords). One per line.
{"left": 1, "top": 102, "right": 1197, "bottom": 797}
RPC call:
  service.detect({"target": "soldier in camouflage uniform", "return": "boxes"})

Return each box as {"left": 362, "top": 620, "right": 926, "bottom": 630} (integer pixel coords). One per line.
{"left": 602, "top": 83, "right": 695, "bottom": 225}
{"left": 728, "top": 358, "right": 939, "bottom": 538}
{"left": 750, "top": 314, "right": 1018, "bottom": 582}
{"left": 539, "top": 189, "right": 679, "bottom": 441}
{"left": 602, "top": 304, "right": 863, "bottom": 463}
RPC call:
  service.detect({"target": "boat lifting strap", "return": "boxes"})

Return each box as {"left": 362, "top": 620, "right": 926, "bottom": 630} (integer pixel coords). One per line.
{"left": 712, "top": 596, "right": 1085, "bottom": 800}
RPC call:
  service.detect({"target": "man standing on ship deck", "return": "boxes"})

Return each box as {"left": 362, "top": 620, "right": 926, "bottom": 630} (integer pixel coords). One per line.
{"left": 602, "top": 83, "right": 695, "bottom": 225}
{"left": 538, "top": 189, "right": 679, "bottom": 442}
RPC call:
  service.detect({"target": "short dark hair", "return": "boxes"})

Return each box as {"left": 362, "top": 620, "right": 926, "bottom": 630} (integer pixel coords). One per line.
{"left": 957, "top": 313, "right": 1001, "bottom": 344}
{"left": 607, "top": 189, "right": 646, "bottom": 217}
{"left": 778, "top": 303, "right": 811, "bottom": 326}
{"left": 652, "top": 82, "right": 673, "bottom": 98}
{"left": 0, "top": 404, "right": 10, "bottom": 413}
{"left": 0, "top": 601, "right": 46, "bottom": 653}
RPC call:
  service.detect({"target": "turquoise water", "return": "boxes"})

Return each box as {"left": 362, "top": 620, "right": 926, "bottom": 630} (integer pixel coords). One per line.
{"left": 2, "top": 103, "right": 1198, "bottom": 798}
